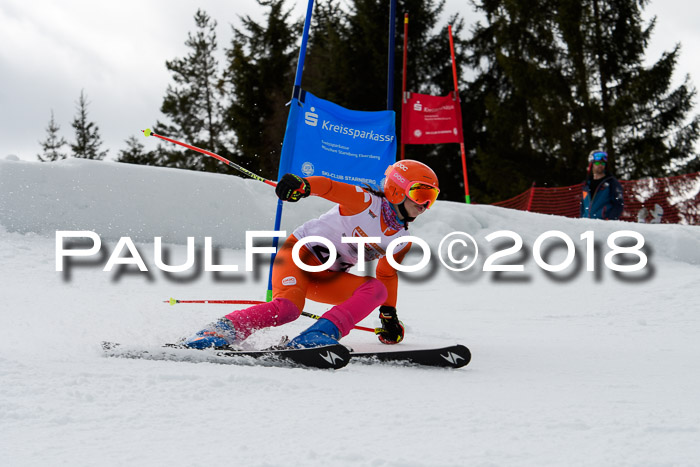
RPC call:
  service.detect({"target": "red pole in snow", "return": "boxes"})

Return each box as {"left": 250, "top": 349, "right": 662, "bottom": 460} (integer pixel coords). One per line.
{"left": 448, "top": 25, "right": 471, "bottom": 204}
{"left": 401, "top": 13, "right": 409, "bottom": 160}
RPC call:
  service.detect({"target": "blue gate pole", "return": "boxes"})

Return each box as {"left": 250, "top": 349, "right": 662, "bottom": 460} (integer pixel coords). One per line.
{"left": 266, "top": 0, "right": 316, "bottom": 301}
{"left": 387, "top": 0, "right": 397, "bottom": 110}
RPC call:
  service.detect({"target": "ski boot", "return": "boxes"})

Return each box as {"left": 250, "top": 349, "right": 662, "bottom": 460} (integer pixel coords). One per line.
{"left": 287, "top": 318, "right": 341, "bottom": 349}
{"left": 181, "top": 318, "right": 237, "bottom": 349}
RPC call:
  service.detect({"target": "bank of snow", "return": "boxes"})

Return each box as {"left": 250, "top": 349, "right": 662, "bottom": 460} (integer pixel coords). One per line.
{"left": 1, "top": 158, "right": 699, "bottom": 466}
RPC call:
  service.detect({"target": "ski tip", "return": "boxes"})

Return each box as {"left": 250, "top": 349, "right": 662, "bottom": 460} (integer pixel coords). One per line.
{"left": 143, "top": 128, "right": 152, "bottom": 137}
{"left": 436, "top": 344, "right": 471, "bottom": 368}
{"left": 168, "top": 297, "right": 177, "bottom": 305}
{"left": 350, "top": 344, "right": 471, "bottom": 369}
{"left": 452, "top": 345, "right": 471, "bottom": 368}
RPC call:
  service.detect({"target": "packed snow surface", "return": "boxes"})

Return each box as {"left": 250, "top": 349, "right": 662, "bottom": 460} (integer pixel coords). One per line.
{"left": 1, "top": 158, "right": 699, "bottom": 466}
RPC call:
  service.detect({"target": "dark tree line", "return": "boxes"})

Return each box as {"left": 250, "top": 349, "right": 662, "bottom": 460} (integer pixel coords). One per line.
{"left": 41, "top": 0, "right": 700, "bottom": 204}
{"left": 464, "top": 0, "right": 700, "bottom": 201}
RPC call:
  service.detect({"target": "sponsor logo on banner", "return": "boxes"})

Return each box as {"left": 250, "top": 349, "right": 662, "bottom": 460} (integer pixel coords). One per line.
{"left": 301, "top": 162, "right": 314, "bottom": 176}
{"left": 281, "top": 91, "right": 396, "bottom": 188}
{"left": 319, "top": 120, "right": 394, "bottom": 142}
{"left": 402, "top": 92, "right": 464, "bottom": 145}
{"left": 304, "top": 107, "right": 318, "bottom": 126}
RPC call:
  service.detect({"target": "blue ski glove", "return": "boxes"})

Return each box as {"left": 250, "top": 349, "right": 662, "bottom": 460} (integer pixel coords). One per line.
{"left": 376, "top": 306, "right": 404, "bottom": 344}
{"left": 276, "top": 174, "right": 311, "bottom": 202}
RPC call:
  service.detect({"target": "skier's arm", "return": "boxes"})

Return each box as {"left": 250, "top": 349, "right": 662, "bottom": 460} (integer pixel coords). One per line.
{"left": 306, "top": 176, "right": 371, "bottom": 215}
{"left": 275, "top": 174, "right": 371, "bottom": 215}
{"left": 375, "top": 243, "right": 411, "bottom": 307}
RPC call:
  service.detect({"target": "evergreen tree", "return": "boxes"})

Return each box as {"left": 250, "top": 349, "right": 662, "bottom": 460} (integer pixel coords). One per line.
{"left": 304, "top": 0, "right": 454, "bottom": 111}
{"left": 465, "top": 0, "right": 700, "bottom": 202}
{"left": 303, "top": 0, "right": 470, "bottom": 200}
{"left": 116, "top": 136, "right": 159, "bottom": 165}
{"left": 157, "top": 9, "right": 229, "bottom": 172}
{"left": 304, "top": 0, "right": 388, "bottom": 111}
{"left": 37, "top": 110, "right": 68, "bottom": 162}
{"left": 582, "top": 0, "right": 700, "bottom": 178}
{"left": 223, "top": 0, "right": 300, "bottom": 179}
{"left": 302, "top": 0, "right": 351, "bottom": 106}
{"left": 464, "top": 0, "right": 584, "bottom": 202}
{"left": 71, "top": 90, "right": 108, "bottom": 160}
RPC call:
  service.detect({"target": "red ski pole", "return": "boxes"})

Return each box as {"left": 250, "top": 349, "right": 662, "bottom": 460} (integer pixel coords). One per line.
{"left": 166, "top": 298, "right": 379, "bottom": 334}
{"left": 165, "top": 298, "right": 265, "bottom": 305}
{"left": 143, "top": 129, "right": 277, "bottom": 188}
{"left": 298, "top": 311, "right": 377, "bottom": 334}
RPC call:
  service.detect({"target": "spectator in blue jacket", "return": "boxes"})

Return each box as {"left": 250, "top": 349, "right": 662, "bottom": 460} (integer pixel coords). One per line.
{"left": 580, "top": 150, "right": 624, "bottom": 220}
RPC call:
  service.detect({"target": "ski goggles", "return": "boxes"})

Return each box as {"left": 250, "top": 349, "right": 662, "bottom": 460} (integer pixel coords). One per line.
{"left": 406, "top": 182, "right": 440, "bottom": 208}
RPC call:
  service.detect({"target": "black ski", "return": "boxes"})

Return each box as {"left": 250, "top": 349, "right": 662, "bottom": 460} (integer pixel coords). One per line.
{"left": 350, "top": 344, "right": 471, "bottom": 368}
{"left": 101, "top": 341, "right": 350, "bottom": 370}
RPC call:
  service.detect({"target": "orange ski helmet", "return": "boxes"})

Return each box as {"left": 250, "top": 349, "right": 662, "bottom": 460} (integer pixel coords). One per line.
{"left": 384, "top": 160, "right": 440, "bottom": 208}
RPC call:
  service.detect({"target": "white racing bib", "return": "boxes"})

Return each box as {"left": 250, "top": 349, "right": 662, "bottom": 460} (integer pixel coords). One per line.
{"left": 293, "top": 193, "right": 409, "bottom": 271}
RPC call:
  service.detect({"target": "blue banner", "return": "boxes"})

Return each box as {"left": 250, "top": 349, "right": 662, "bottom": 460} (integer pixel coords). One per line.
{"left": 278, "top": 91, "right": 396, "bottom": 188}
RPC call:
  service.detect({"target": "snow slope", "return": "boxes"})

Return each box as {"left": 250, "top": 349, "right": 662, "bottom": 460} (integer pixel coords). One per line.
{"left": 1, "top": 158, "right": 699, "bottom": 466}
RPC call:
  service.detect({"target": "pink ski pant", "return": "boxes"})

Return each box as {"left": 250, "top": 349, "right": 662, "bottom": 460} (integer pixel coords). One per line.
{"left": 225, "top": 235, "right": 388, "bottom": 339}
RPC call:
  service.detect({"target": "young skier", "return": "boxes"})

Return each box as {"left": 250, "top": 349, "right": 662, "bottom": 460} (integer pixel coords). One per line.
{"left": 182, "top": 159, "right": 440, "bottom": 349}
